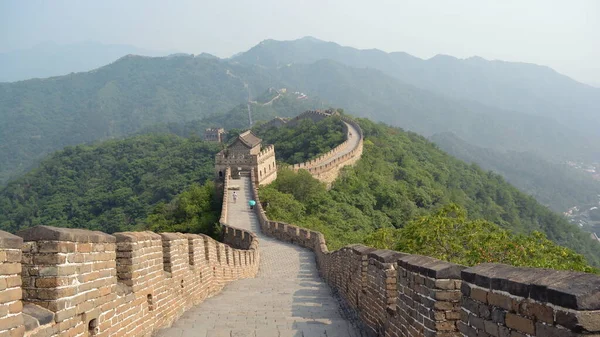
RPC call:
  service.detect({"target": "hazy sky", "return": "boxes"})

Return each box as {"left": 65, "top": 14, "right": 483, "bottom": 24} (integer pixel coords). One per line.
{"left": 1, "top": 0, "right": 599, "bottom": 85}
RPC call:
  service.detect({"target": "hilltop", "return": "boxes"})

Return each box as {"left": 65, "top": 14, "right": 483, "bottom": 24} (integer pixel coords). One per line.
{"left": 0, "top": 41, "right": 173, "bottom": 82}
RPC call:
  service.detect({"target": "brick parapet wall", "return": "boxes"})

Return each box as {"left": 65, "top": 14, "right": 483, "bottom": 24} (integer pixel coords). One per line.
{"left": 0, "top": 165, "right": 260, "bottom": 337}
{"left": 0, "top": 231, "right": 25, "bottom": 337}
{"left": 459, "top": 264, "right": 600, "bottom": 337}
{"left": 252, "top": 176, "right": 600, "bottom": 336}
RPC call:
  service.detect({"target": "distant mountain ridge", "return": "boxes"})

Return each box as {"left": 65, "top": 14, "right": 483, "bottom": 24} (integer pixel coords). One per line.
{"left": 2, "top": 51, "right": 599, "bottom": 186}
{"left": 0, "top": 41, "right": 174, "bottom": 82}
{"left": 232, "top": 36, "right": 600, "bottom": 148}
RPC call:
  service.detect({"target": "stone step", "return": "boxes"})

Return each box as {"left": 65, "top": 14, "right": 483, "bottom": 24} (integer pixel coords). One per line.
{"left": 155, "top": 327, "right": 362, "bottom": 337}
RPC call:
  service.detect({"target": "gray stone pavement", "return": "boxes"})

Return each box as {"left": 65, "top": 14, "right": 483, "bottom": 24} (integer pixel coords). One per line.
{"left": 156, "top": 176, "right": 362, "bottom": 337}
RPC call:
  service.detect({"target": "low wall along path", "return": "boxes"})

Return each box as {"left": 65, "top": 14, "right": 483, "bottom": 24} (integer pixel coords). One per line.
{"left": 156, "top": 174, "right": 362, "bottom": 337}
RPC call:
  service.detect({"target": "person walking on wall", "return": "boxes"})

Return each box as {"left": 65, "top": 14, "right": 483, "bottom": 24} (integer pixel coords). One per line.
{"left": 232, "top": 191, "right": 238, "bottom": 203}
{"left": 249, "top": 199, "right": 256, "bottom": 210}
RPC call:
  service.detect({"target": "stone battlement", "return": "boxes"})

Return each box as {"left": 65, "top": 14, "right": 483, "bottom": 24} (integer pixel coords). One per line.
{"left": 0, "top": 167, "right": 259, "bottom": 337}
{"left": 250, "top": 176, "right": 600, "bottom": 336}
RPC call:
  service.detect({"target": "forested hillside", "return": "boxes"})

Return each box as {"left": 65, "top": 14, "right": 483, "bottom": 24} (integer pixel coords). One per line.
{"left": 431, "top": 132, "right": 600, "bottom": 212}
{"left": 0, "top": 134, "right": 220, "bottom": 234}
{"left": 0, "top": 55, "right": 271, "bottom": 184}
{"left": 4, "top": 48, "right": 596, "bottom": 187}
{"left": 259, "top": 118, "right": 600, "bottom": 268}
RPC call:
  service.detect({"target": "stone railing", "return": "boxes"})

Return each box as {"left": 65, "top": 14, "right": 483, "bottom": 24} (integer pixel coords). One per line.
{"left": 292, "top": 116, "right": 364, "bottom": 185}
{"left": 251, "top": 178, "right": 600, "bottom": 337}
{"left": 0, "top": 168, "right": 259, "bottom": 337}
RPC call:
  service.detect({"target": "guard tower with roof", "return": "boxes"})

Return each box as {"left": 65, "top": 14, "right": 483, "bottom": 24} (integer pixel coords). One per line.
{"left": 215, "top": 130, "right": 277, "bottom": 185}
{"left": 204, "top": 128, "right": 225, "bottom": 142}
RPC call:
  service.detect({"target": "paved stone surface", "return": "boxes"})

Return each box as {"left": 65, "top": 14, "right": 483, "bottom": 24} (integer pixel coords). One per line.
{"left": 156, "top": 176, "right": 362, "bottom": 337}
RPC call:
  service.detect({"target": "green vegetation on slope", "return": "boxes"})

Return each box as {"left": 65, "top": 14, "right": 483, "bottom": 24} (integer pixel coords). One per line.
{"left": 365, "top": 204, "right": 595, "bottom": 273}
{"left": 0, "top": 55, "right": 271, "bottom": 184}
{"left": 431, "top": 132, "right": 600, "bottom": 212}
{"left": 0, "top": 134, "right": 220, "bottom": 234}
{"left": 147, "top": 181, "right": 221, "bottom": 237}
{"left": 259, "top": 118, "right": 600, "bottom": 268}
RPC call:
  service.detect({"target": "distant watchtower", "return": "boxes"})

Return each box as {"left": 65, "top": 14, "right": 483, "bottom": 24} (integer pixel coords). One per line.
{"left": 204, "top": 128, "right": 225, "bottom": 143}
{"left": 215, "top": 131, "right": 277, "bottom": 185}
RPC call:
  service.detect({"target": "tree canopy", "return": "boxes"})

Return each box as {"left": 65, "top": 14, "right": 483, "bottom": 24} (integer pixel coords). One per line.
{"left": 0, "top": 134, "right": 220, "bottom": 234}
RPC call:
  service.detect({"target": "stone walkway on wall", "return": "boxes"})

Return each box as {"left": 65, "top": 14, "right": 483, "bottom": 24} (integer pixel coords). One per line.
{"left": 155, "top": 176, "right": 362, "bottom": 337}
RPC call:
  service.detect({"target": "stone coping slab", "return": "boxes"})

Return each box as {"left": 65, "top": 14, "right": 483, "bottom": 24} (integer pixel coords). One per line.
{"left": 462, "top": 263, "right": 600, "bottom": 310}
{"left": 0, "top": 230, "right": 23, "bottom": 249}
{"left": 17, "top": 225, "right": 115, "bottom": 243}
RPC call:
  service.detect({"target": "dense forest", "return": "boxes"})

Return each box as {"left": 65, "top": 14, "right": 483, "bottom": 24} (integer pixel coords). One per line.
{"left": 259, "top": 118, "right": 600, "bottom": 269}
{"left": 0, "top": 134, "right": 221, "bottom": 234}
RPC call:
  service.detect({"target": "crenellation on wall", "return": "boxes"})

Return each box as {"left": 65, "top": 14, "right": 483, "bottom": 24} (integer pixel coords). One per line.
{"left": 0, "top": 230, "right": 25, "bottom": 337}
{"left": 253, "top": 166, "right": 600, "bottom": 337}
{"left": 459, "top": 263, "right": 600, "bottom": 337}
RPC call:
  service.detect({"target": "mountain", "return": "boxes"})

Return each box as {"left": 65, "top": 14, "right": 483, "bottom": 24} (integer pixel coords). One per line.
{"left": 0, "top": 41, "right": 173, "bottom": 82}
{"left": 233, "top": 37, "right": 600, "bottom": 159}
{"left": 272, "top": 60, "right": 596, "bottom": 160}
{"left": 0, "top": 55, "right": 272, "bottom": 184}
{"left": 2, "top": 52, "right": 597, "bottom": 186}
{"left": 431, "top": 132, "right": 600, "bottom": 212}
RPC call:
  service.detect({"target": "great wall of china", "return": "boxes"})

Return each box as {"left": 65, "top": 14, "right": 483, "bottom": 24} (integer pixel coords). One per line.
{"left": 1, "top": 112, "right": 599, "bottom": 337}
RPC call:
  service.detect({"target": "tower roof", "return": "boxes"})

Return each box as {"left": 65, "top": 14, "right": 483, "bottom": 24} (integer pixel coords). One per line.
{"left": 237, "top": 131, "right": 262, "bottom": 148}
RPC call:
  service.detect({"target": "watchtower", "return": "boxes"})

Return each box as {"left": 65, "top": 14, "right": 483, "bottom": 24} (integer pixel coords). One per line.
{"left": 204, "top": 128, "right": 225, "bottom": 142}
{"left": 215, "top": 131, "right": 277, "bottom": 185}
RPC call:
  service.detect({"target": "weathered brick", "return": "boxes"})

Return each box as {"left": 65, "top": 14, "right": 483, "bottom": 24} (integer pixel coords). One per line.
{"left": 505, "top": 313, "right": 535, "bottom": 335}
{"left": 0, "top": 288, "right": 21, "bottom": 304}
{"left": 471, "top": 287, "right": 489, "bottom": 304}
